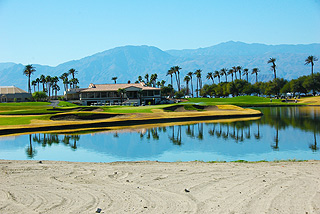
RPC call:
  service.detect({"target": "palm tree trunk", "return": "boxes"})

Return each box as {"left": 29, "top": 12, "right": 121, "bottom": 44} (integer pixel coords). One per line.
{"left": 196, "top": 78, "right": 199, "bottom": 97}
{"left": 28, "top": 75, "right": 31, "bottom": 94}
{"left": 190, "top": 77, "right": 193, "bottom": 98}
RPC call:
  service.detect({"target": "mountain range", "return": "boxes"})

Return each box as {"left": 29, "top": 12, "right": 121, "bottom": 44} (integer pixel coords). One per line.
{"left": 1, "top": 41, "right": 320, "bottom": 92}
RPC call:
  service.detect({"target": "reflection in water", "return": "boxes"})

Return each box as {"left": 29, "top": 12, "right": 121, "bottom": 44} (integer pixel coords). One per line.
{"left": 27, "top": 134, "right": 81, "bottom": 159}
{"left": 6, "top": 107, "right": 320, "bottom": 160}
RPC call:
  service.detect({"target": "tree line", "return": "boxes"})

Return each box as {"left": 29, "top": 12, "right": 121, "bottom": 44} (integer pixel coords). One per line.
{"left": 23, "top": 65, "right": 79, "bottom": 100}
{"left": 159, "top": 55, "right": 319, "bottom": 98}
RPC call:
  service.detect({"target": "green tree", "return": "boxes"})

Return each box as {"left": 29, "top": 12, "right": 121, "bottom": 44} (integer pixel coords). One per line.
{"left": 32, "top": 91, "right": 48, "bottom": 101}
{"left": 23, "top": 64, "right": 36, "bottom": 94}
{"left": 167, "top": 68, "right": 174, "bottom": 86}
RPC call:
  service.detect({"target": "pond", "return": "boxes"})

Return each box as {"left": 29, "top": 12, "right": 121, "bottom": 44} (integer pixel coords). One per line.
{"left": 0, "top": 107, "right": 319, "bottom": 162}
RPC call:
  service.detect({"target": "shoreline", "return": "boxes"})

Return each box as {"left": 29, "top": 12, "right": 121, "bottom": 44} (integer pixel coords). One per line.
{"left": 0, "top": 106, "right": 262, "bottom": 136}
{"left": 1, "top": 159, "right": 319, "bottom": 213}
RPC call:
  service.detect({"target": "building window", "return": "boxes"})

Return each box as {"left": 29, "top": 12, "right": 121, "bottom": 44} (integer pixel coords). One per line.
{"left": 154, "top": 90, "right": 160, "bottom": 95}
{"left": 88, "top": 93, "right": 94, "bottom": 98}
{"left": 101, "top": 92, "right": 107, "bottom": 98}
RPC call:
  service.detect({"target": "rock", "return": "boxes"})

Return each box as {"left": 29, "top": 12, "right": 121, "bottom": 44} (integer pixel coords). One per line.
{"left": 96, "top": 208, "right": 102, "bottom": 213}
{"left": 185, "top": 189, "right": 190, "bottom": 192}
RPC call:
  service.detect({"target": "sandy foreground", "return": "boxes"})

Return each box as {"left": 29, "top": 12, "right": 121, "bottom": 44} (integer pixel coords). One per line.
{"left": 0, "top": 160, "right": 319, "bottom": 214}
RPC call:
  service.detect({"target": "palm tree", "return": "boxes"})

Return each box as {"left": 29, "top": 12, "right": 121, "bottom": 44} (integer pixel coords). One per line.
{"left": 228, "top": 69, "right": 234, "bottom": 82}
{"left": 23, "top": 64, "right": 36, "bottom": 93}
{"left": 184, "top": 75, "right": 190, "bottom": 95}
{"left": 214, "top": 70, "right": 220, "bottom": 83}
{"left": 187, "top": 72, "right": 194, "bottom": 97}
{"left": 35, "top": 78, "right": 40, "bottom": 92}
{"left": 305, "top": 55, "right": 318, "bottom": 76}
{"left": 268, "top": 57, "right": 277, "bottom": 79}
{"left": 31, "top": 80, "right": 37, "bottom": 93}
{"left": 232, "top": 66, "right": 238, "bottom": 79}
{"left": 305, "top": 55, "right": 318, "bottom": 95}
{"left": 220, "top": 68, "right": 228, "bottom": 82}
{"left": 45, "top": 75, "right": 52, "bottom": 97}
{"left": 206, "top": 72, "right": 214, "bottom": 84}
{"left": 144, "top": 73, "right": 149, "bottom": 84}
{"left": 236, "top": 66, "right": 242, "bottom": 80}
{"left": 171, "top": 66, "right": 182, "bottom": 91}
{"left": 68, "top": 68, "right": 78, "bottom": 79}
{"left": 59, "top": 72, "right": 69, "bottom": 91}
{"left": 138, "top": 75, "right": 143, "bottom": 83}
{"left": 167, "top": 68, "right": 174, "bottom": 86}
{"left": 40, "top": 74, "right": 46, "bottom": 92}
{"left": 194, "top": 69, "right": 202, "bottom": 97}
{"left": 117, "top": 88, "right": 126, "bottom": 104}
{"left": 160, "top": 80, "right": 166, "bottom": 87}
{"left": 150, "top": 73, "right": 158, "bottom": 87}
{"left": 112, "top": 76, "right": 118, "bottom": 84}
{"left": 243, "top": 68, "right": 249, "bottom": 82}
{"left": 252, "top": 68, "right": 260, "bottom": 83}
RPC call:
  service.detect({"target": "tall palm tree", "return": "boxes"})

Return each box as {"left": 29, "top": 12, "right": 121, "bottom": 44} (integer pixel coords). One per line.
{"left": 59, "top": 72, "right": 69, "bottom": 91}
{"left": 194, "top": 69, "right": 202, "bottom": 97}
{"left": 220, "top": 68, "right": 228, "bottom": 82}
{"left": 40, "top": 74, "right": 46, "bottom": 92}
{"left": 305, "top": 55, "right": 318, "bottom": 76}
{"left": 144, "top": 73, "right": 149, "bottom": 84}
{"left": 138, "top": 75, "right": 143, "bottom": 83}
{"left": 214, "top": 70, "right": 220, "bottom": 83}
{"left": 35, "top": 78, "right": 40, "bottom": 92}
{"left": 184, "top": 76, "right": 190, "bottom": 95}
{"left": 150, "top": 73, "right": 158, "bottom": 87}
{"left": 23, "top": 64, "right": 36, "bottom": 93}
{"left": 166, "top": 68, "right": 174, "bottom": 86}
{"left": 252, "top": 68, "right": 260, "bottom": 83}
{"left": 206, "top": 72, "right": 214, "bottom": 84}
{"left": 232, "top": 66, "right": 238, "bottom": 79}
{"left": 228, "top": 69, "right": 234, "bottom": 82}
{"left": 112, "top": 76, "right": 118, "bottom": 84}
{"left": 68, "top": 68, "right": 78, "bottom": 79}
{"left": 45, "top": 75, "right": 52, "bottom": 97}
{"left": 236, "top": 66, "right": 242, "bottom": 80}
{"left": 243, "top": 68, "right": 249, "bottom": 82}
{"left": 305, "top": 55, "right": 318, "bottom": 95}
{"left": 268, "top": 57, "right": 277, "bottom": 79}
{"left": 172, "top": 66, "right": 182, "bottom": 91}
{"left": 187, "top": 72, "right": 194, "bottom": 97}
{"left": 31, "top": 80, "right": 37, "bottom": 93}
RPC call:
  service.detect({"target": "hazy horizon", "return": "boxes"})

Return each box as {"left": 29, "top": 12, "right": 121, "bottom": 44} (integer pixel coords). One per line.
{"left": 0, "top": 0, "right": 319, "bottom": 66}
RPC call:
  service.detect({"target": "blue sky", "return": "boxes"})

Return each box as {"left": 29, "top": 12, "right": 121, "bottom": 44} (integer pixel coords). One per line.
{"left": 0, "top": 0, "right": 319, "bottom": 66}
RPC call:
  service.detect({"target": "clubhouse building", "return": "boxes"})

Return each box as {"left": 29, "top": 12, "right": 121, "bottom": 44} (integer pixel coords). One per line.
{"left": 66, "top": 82, "right": 161, "bottom": 106}
{"left": 0, "top": 86, "right": 32, "bottom": 102}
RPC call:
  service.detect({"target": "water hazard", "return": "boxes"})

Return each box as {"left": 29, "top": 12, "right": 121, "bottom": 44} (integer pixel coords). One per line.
{"left": 0, "top": 107, "right": 319, "bottom": 162}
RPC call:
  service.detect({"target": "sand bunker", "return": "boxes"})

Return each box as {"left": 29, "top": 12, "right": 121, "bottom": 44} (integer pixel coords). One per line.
{"left": 0, "top": 160, "right": 319, "bottom": 213}
{"left": 50, "top": 113, "right": 119, "bottom": 121}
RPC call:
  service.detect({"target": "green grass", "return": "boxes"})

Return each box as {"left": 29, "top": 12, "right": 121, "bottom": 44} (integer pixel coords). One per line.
{"left": 0, "top": 115, "right": 48, "bottom": 125}
{"left": 58, "top": 101, "right": 79, "bottom": 107}
{"left": 185, "top": 96, "right": 305, "bottom": 107}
